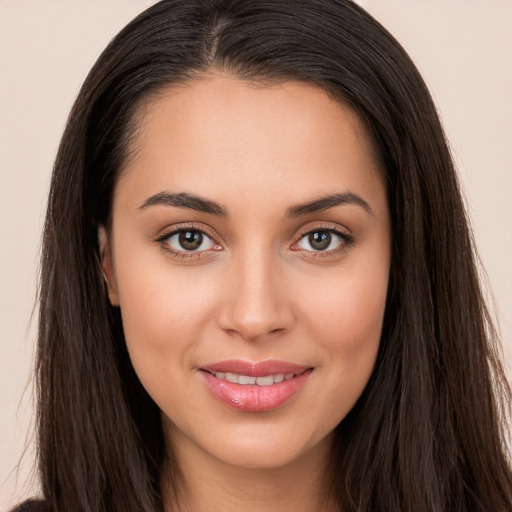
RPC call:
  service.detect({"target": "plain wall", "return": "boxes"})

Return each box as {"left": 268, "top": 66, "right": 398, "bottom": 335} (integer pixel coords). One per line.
{"left": 1, "top": 1, "right": 511, "bottom": 509}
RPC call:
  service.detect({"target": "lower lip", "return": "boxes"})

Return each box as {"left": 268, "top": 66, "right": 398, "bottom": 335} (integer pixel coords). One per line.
{"left": 200, "top": 370, "right": 312, "bottom": 412}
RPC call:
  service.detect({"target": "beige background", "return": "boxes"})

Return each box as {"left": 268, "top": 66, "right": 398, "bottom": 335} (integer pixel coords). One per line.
{"left": 1, "top": 1, "right": 511, "bottom": 509}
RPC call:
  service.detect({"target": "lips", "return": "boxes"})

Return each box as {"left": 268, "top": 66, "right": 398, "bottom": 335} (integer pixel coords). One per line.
{"left": 199, "top": 360, "right": 313, "bottom": 412}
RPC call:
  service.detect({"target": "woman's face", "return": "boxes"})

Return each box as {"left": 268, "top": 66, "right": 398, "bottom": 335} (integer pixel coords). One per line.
{"left": 101, "top": 74, "right": 391, "bottom": 470}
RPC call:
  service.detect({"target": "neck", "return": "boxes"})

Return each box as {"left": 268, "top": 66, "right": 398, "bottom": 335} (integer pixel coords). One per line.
{"left": 162, "top": 427, "right": 337, "bottom": 512}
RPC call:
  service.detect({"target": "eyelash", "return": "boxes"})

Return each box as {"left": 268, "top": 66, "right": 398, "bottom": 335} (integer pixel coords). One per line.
{"left": 292, "top": 224, "right": 354, "bottom": 258}
{"left": 154, "top": 222, "right": 354, "bottom": 260}
{"left": 154, "top": 223, "right": 222, "bottom": 260}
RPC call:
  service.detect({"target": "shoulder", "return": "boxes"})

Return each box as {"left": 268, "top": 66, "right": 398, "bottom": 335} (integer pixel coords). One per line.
{"left": 10, "top": 500, "right": 50, "bottom": 512}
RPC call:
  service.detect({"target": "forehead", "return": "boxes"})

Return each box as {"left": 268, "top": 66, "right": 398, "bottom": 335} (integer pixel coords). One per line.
{"left": 115, "top": 73, "right": 384, "bottom": 212}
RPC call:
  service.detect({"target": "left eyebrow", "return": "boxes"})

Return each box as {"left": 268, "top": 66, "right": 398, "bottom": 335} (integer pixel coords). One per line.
{"left": 286, "top": 192, "right": 373, "bottom": 218}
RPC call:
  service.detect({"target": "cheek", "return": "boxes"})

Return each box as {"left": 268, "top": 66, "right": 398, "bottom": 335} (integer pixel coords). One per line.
{"left": 324, "top": 283, "right": 384, "bottom": 380}
{"left": 298, "top": 259, "right": 389, "bottom": 407}
{"left": 303, "top": 260, "right": 388, "bottom": 347}
{"left": 114, "top": 258, "right": 222, "bottom": 384}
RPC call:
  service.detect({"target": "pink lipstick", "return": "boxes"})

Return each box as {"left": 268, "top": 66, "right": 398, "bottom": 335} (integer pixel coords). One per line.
{"left": 199, "top": 360, "right": 312, "bottom": 412}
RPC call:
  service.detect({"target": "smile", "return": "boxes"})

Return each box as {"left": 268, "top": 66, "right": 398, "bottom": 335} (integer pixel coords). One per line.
{"left": 208, "top": 372, "right": 296, "bottom": 386}
{"left": 199, "top": 360, "right": 313, "bottom": 412}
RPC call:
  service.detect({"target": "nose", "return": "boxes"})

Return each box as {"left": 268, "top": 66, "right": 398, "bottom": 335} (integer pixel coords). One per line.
{"left": 218, "top": 249, "right": 295, "bottom": 342}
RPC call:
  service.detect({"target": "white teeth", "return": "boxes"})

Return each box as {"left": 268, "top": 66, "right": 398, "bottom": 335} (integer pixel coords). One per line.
{"left": 213, "top": 372, "right": 295, "bottom": 386}
{"left": 238, "top": 375, "right": 256, "bottom": 385}
{"left": 225, "top": 372, "right": 238, "bottom": 383}
{"left": 256, "top": 375, "right": 274, "bottom": 386}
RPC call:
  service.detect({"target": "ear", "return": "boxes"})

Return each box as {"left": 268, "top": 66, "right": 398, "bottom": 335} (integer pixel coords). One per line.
{"left": 98, "top": 226, "right": 120, "bottom": 306}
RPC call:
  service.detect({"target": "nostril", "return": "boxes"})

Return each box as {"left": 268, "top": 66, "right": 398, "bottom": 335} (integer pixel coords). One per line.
{"left": 217, "top": 292, "right": 295, "bottom": 341}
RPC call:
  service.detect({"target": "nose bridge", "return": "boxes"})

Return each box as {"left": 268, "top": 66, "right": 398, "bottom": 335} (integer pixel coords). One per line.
{"left": 218, "top": 242, "right": 293, "bottom": 341}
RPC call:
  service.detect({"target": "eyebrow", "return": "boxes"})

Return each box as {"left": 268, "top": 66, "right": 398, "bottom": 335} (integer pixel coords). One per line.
{"left": 138, "top": 191, "right": 228, "bottom": 216}
{"left": 138, "top": 190, "right": 372, "bottom": 218}
{"left": 285, "top": 192, "right": 373, "bottom": 217}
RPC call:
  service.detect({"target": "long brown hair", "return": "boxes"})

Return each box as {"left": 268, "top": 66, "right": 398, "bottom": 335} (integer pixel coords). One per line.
{"left": 20, "top": 1, "right": 512, "bottom": 511}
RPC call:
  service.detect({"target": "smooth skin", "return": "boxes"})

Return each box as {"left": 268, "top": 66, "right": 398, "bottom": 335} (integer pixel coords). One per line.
{"left": 100, "top": 73, "right": 392, "bottom": 512}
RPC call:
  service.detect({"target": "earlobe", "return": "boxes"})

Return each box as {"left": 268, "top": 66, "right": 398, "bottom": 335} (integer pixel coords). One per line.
{"left": 98, "top": 226, "right": 120, "bottom": 306}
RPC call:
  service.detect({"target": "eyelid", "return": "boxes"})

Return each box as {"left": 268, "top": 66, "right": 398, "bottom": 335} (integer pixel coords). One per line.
{"left": 155, "top": 222, "right": 220, "bottom": 243}
{"left": 290, "top": 222, "right": 354, "bottom": 255}
{"left": 154, "top": 222, "right": 223, "bottom": 258}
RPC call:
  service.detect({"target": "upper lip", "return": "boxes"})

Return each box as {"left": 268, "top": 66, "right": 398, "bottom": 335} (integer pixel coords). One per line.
{"left": 200, "top": 359, "right": 311, "bottom": 377}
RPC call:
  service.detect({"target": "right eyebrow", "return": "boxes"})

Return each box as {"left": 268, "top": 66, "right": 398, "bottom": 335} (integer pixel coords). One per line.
{"left": 138, "top": 191, "right": 228, "bottom": 217}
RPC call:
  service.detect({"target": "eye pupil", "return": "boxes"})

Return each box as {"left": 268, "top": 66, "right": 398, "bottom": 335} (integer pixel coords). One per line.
{"left": 309, "top": 231, "right": 331, "bottom": 250}
{"left": 179, "top": 230, "right": 203, "bottom": 250}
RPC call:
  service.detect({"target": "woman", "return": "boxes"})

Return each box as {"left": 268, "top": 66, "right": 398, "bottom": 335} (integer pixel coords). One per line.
{"left": 14, "top": 0, "right": 512, "bottom": 511}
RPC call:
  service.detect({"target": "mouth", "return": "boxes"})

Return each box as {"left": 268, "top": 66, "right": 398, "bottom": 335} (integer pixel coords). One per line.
{"left": 204, "top": 371, "right": 298, "bottom": 386}
{"left": 199, "top": 360, "right": 313, "bottom": 412}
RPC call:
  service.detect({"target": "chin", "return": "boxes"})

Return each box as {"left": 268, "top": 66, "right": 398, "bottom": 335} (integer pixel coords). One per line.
{"left": 215, "top": 443, "right": 305, "bottom": 470}
{"left": 195, "top": 419, "right": 335, "bottom": 471}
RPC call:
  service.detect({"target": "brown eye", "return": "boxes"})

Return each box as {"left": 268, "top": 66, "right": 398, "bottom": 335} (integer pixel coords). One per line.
{"left": 308, "top": 231, "right": 332, "bottom": 251}
{"left": 163, "top": 229, "right": 217, "bottom": 252}
{"left": 295, "top": 229, "right": 351, "bottom": 253}
{"left": 179, "top": 230, "right": 203, "bottom": 250}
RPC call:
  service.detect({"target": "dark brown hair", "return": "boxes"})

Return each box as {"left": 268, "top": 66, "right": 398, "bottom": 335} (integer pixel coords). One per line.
{"left": 19, "top": 1, "right": 512, "bottom": 511}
